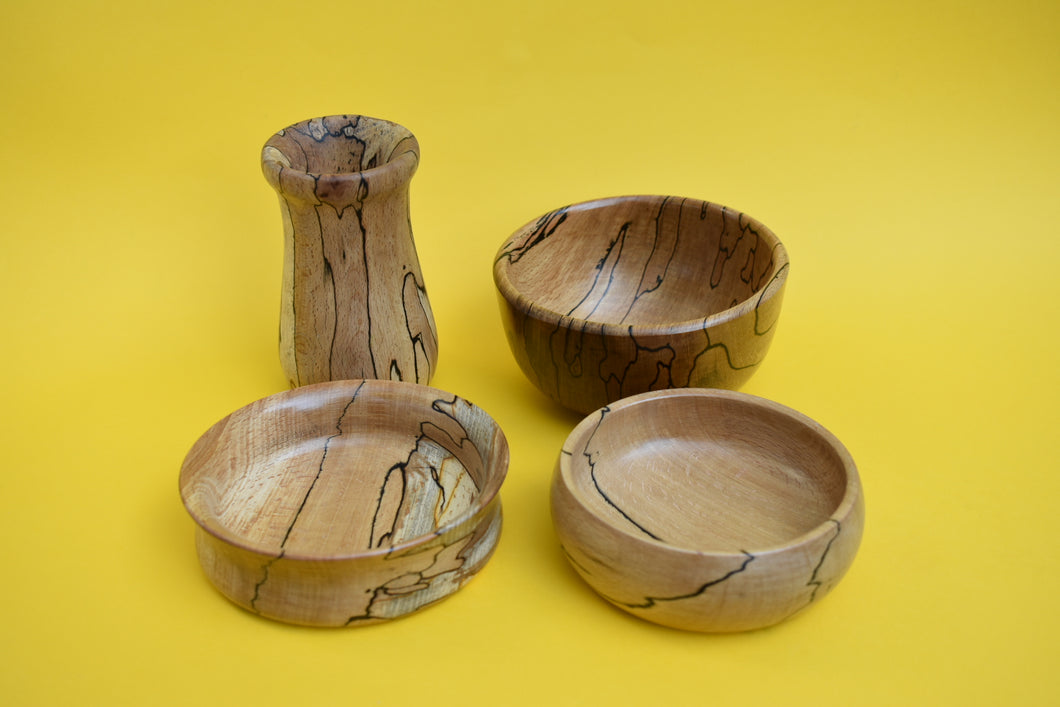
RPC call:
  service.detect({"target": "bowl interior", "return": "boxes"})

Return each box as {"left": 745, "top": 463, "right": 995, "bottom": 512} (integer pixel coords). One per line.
{"left": 498, "top": 196, "right": 786, "bottom": 327}
{"left": 263, "top": 115, "right": 416, "bottom": 176}
{"left": 564, "top": 391, "right": 850, "bottom": 552}
{"left": 180, "top": 380, "right": 506, "bottom": 559}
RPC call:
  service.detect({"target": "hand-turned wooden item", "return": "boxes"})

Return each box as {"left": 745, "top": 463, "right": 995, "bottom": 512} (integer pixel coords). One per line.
{"left": 179, "top": 380, "right": 508, "bottom": 626}
{"left": 262, "top": 115, "right": 438, "bottom": 387}
{"left": 494, "top": 195, "right": 789, "bottom": 414}
{"left": 551, "top": 388, "right": 863, "bottom": 632}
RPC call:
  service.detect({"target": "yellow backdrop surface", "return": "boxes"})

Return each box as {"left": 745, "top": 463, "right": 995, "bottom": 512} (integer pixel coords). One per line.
{"left": 2, "top": 1, "right": 1057, "bottom": 704}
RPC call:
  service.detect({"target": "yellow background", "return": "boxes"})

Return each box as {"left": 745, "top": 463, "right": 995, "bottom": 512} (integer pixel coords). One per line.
{"left": 2, "top": 0, "right": 1057, "bottom": 704}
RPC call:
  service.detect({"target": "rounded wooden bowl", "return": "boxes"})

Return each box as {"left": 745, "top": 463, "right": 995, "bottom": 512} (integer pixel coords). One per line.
{"left": 551, "top": 388, "right": 863, "bottom": 632}
{"left": 179, "top": 380, "right": 509, "bottom": 626}
{"left": 494, "top": 195, "right": 789, "bottom": 414}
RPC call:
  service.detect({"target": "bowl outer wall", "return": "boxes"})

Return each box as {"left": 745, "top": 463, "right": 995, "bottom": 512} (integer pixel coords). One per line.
{"left": 193, "top": 498, "right": 503, "bottom": 627}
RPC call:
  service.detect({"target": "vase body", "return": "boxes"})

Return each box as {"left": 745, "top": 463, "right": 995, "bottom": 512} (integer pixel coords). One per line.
{"left": 262, "top": 115, "right": 438, "bottom": 387}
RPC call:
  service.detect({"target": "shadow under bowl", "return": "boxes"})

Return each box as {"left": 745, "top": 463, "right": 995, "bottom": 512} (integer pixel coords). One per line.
{"left": 494, "top": 195, "right": 789, "bottom": 414}
{"left": 179, "top": 379, "right": 508, "bottom": 626}
{"left": 551, "top": 388, "right": 863, "bottom": 632}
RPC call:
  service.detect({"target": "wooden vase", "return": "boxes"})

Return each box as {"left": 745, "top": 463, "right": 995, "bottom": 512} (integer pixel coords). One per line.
{"left": 262, "top": 115, "right": 438, "bottom": 387}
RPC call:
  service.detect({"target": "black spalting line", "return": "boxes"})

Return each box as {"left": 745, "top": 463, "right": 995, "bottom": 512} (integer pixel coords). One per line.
{"left": 495, "top": 207, "right": 570, "bottom": 265}
{"left": 399, "top": 273, "right": 418, "bottom": 383}
{"left": 295, "top": 115, "right": 362, "bottom": 142}
{"left": 567, "top": 221, "right": 632, "bottom": 320}
{"left": 316, "top": 177, "right": 368, "bottom": 220}
{"left": 384, "top": 134, "right": 420, "bottom": 165}
{"left": 737, "top": 213, "right": 761, "bottom": 287}
{"left": 753, "top": 259, "right": 789, "bottom": 337}
{"left": 249, "top": 383, "right": 366, "bottom": 611}
{"left": 306, "top": 175, "right": 338, "bottom": 382}
{"left": 353, "top": 196, "right": 378, "bottom": 379}
{"left": 322, "top": 252, "right": 337, "bottom": 381}
{"left": 592, "top": 328, "right": 678, "bottom": 399}
{"left": 582, "top": 407, "right": 663, "bottom": 542}
{"left": 559, "top": 543, "right": 595, "bottom": 577}
{"left": 288, "top": 129, "right": 311, "bottom": 169}
{"left": 343, "top": 565, "right": 445, "bottom": 626}
{"left": 344, "top": 514, "right": 494, "bottom": 625}
{"left": 368, "top": 395, "right": 480, "bottom": 547}
{"left": 618, "top": 328, "right": 677, "bottom": 390}
{"left": 708, "top": 207, "right": 769, "bottom": 299}
{"left": 709, "top": 205, "right": 739, "bottom": 289}
{"left": 345, "top": 586, "right": 388, "bottom": 625}
{"left": 680, "top": 325, "right": 760, "bottom": 384}
{"left": 297, "top": 114, "right": 416, "bottom": 176}
{"left": 561, "top": 321, "right": 586, "bottom": 378}
{"left": 611, "top": 551, "right": 756, "bottom": 610}
{"left": 281, "top": 384, "right": 365, "bottom": 548}
{"left": 249, "top": 555, "right": 280, "bottom": 612}
{"left": 276, "top": 171, "right": 300, "bottom": 386}
{"left": 520, "top": 302, "right": 552, "bottom": 395}
{"left": 428, "top": 395, "right": 468, "bottom": 445}
{"left": 806, "top": 519, "right": 842, "bottom": 603}
{"left": 427, "top": 462, "right": 447, "bottom": 514}
{"left": 620, "top": 196, "right": 682, "bottom": 325}
{"left": 751, "top": 230, "right": 777, "bottom": 291}
{"left": 400, "top": 257, "right": 436, "bottom": 384}
{"left": 288, "top": 116, "right": 371, "bottom": 176}
{"left": 546, "top": 316, "right": 567, "bottom": 400}
{"left": 421, "top": 400, "right": 482, "bottom": 494}
{"left": 369, "top": 461, "right": 408, "bottom": 549}
{"left": 655, "top": 239, "right": 786, "bottom": 381}
{"left": 266, "top": 127, "right": 310, "bottom": 173}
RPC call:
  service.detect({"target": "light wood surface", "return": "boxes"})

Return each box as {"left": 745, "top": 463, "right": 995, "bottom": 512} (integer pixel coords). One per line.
{"left": 494, "top": 195, "right": 788, "bottom": 414}
{"left": 551, "top": 388, "right": 863, "bottom": 632}
{"left": 179, "top": 380, "right": 508, "bottom": 626}
{"left": 262, "top": 115, "right": 439, "bottom": 388}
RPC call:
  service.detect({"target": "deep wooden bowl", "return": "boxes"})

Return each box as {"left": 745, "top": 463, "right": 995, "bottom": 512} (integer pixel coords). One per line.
{"left": 494, "top": 195, "right": 789, "bottom": 414}
{"left": 179, "top": 380, "right": 508, "bottom": 626}
{"left": 551, "top": 388, "right": 863, "bottom": 632}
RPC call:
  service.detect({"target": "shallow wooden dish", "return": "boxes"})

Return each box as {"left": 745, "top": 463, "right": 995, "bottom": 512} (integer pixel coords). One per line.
{"left": 551, "top": 388, "right": 863, "bottom": 632}
{"left": 180, "top": 380, "right": 508, "bottom": 626}
{"left": 494, "top": 195, "right": 789, "bottom": 414}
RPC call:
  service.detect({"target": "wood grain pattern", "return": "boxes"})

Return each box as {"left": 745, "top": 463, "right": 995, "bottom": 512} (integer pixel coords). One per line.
{"left": 180, "top": 380, "right": 508, "bottom": 626}
{"left": 262, "top": 115, "right": 438, "bottom": 387}
{"left": 551, "top": 388, "right": 863, "bottom": 632}
{"left": 494, "top": 195, "right": 788, "bottom": 414}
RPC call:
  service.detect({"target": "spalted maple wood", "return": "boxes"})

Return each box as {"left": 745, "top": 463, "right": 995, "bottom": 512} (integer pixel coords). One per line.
{"left": 180, "top": 380, "right": 508, "bottom": 626}
{"left": 551, "top": 388, "right": 863, "bottom": 632}
{"left": 494, "top": 195, "right": 788, "bottom": 414}
{"left": 263, "top": 115, "right": 438, "bottom": 388}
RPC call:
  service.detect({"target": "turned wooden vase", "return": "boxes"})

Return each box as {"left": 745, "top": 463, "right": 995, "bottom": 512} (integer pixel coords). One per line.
{"left": 262, "top": 115, "right": 438, "bottom": 387}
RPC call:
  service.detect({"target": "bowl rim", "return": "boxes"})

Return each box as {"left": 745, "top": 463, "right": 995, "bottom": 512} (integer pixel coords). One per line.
{"left": 555, "top": 387, "right": 861, "bottom": 558}
{"left": 493, "top": 194, "right": 790, "bottom": 336}
{"left": 179, "top": 379, "right": 509, "bottom": 562}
